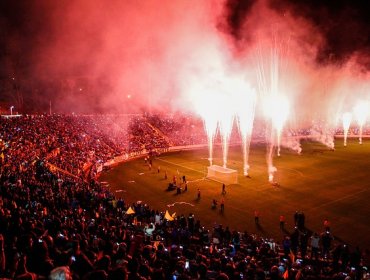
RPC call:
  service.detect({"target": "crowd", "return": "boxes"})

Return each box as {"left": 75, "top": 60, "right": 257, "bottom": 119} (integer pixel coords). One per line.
{"left": 0, "top": 114, "right": 369, "bottom": 280}
{"left": 144, "top": 113, "right": 207, "bottom": 146}
{"left": 128, "top": 116, "right": 170, "bottom": 153}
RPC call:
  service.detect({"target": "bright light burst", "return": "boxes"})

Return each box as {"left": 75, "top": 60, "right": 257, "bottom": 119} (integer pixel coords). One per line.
{"left": 268, "top": 166, "right": 277, "bottom": 183}
{"left": 218, "top": 91, "right": 235, "bottom": 168}
{"left": 219, "top": 114, "right": 234, "bottom": 168}
{"left": 264, "top": 95, "right": 290, "bottom": 156}
{"left": 235, "top": 85, "right": 256, "bottom": 176}
{"left": 342, "top": 112, "right": 352, "bottom": 146}
{"left": 191, "top": 72, "right": 257, "bottom": 170}
{"left": 255, "top": 39, "right": 293, "bottom": 183}
{"left": 193, "top": 89, "right": 219, "bottom": 166}
{"left": 353, "top": 101, "right": 369, "bottom": 144}
{"left": 183, "top": 37, "right": 369, "bottom": 183}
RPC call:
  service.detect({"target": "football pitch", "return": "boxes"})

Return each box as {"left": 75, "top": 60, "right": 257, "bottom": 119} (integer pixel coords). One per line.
{"left": 99, "top": 138, "right": 370, "bottom": 250}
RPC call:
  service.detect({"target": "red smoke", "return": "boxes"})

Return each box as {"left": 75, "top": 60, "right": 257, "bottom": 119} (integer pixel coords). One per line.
{"left": 0, "top": 0, "right": 369, "bottom": 116}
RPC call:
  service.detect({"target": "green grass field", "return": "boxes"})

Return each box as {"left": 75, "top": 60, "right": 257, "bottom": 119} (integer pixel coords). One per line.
{"left": 99, "top": 138, "right": 370, "bottom": 250}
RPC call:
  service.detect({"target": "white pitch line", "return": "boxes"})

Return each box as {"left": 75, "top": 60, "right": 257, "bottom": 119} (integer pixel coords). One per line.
{"left": 157, "top": 158, "right": 206, "bottom": 175}
{"left": 158, "top": 158, "right": 272, "bottom": 187}
{"left": 309, "top": 188, "right": 369, "bottom": 211}
{"left": 167, "top": 201, "right": 195, "bottom": 208}
{"left": 157, "top": 156, "right": 308, "bottom": 188}
{"left": 187, "top": 178, "right": 206, "bottom": 184}
{"left": 278, "top": 167, "right": 306, "bottom": 178}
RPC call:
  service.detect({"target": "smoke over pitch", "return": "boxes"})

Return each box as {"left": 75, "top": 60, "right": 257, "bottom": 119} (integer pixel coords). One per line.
{"left": 0, "top": 0, "right": 369, "bottom": 114}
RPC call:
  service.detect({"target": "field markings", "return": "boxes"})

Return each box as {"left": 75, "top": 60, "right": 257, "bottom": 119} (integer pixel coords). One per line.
{"left": 102, "top": 143, "right": 370, "bottom": 248}
{"left": 157, "top": 157, "right": 285, "bottom": 192}
{"left": 278, "top": 167, "right": 307, "bottom": 178}
{"left": 157, "top": 158, "right": 207, "bottom": 176}
{"left": 115, "top": 189, "right": 126, "bottom": 193}
{"left": 167, "top": 201, "right": 195, "bottom": 208}
{"left": 188, "top": 178, "right": 206, "bottom": 184}
{"left": 158, "top": 155, "right": 272, "bottom": 174}
{"left": 308, "top": 187, "right": 369, "bottom": 211}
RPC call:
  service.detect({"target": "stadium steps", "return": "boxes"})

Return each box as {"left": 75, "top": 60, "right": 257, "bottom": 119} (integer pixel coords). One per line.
{"left": 145, "top": 121, "right": 174, "bottom": 146}
{"left": 45, "top": 162, "right": 80, "bottom": 180}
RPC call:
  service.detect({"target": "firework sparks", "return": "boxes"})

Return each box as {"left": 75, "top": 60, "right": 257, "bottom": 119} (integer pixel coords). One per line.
{"left": 218, "top": 107, "right": 234, "bottom": 168}
{"left": 193, "top": 89, "right": 219, "bottom": 166}
{"left": 353, "top": 101, "right": 369, "bottom": 144}
{"left": 342, "top": 112, "right": 352, "bottom": 146}
{"left": 264, "top": 95, "right": 290, "bottom": 156}
{"left": 236, "top": 86, "right": 256, "bottom": 176}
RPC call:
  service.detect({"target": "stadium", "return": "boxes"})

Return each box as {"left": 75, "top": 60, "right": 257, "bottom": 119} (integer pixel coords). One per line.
{"left": 1, "top": 0, "right": 370, "bottom": 279}
{"left": 1, "top": 112, "right": 370, "bottom": 280}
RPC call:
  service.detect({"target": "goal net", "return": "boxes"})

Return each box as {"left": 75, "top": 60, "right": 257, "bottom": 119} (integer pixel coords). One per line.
{"left": 207, "top": 165, "right": 238, "bottom": 185}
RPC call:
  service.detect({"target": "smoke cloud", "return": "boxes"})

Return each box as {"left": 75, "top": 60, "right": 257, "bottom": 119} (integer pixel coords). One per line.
{"left": 0, "top": 0, "right": 369, "bottom": 117}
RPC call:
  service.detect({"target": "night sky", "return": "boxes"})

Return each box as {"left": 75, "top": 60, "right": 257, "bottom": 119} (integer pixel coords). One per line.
{"left": 0, "top": 0, "right": 369, "bottom": 114}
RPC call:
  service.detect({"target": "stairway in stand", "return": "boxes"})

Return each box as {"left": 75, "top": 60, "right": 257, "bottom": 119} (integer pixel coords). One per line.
{"left": 145, "top": 121, "right": 174, "bottom": 146}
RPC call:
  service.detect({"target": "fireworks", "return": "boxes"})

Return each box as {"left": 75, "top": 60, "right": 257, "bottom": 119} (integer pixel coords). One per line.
{"left": 263, "top": 95, "right": 290, "bottom": 156}
{"left": 193, "top": 89, "right": 219, "bottom": 166}
{"left": 353, "top": 101, "right": 369, "bottom": 144}
{"left": 256, "top": 40, "right": 292, "bottom": 183}
{"left": 236, "top": 87, "right": 256, "bottom": 176}
{"left": 218, "top": 98, "right": 234, "bottom": 168}
{"left": 184, "top": 37, "right": 368, "bottom": 183}
{"left": 342, "top": 112, "right": 352, "bottom": 146}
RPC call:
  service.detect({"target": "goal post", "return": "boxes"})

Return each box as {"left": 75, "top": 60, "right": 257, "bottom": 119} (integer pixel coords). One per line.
{"left": 206, "top": 165, "right": 238, "bottom": 185}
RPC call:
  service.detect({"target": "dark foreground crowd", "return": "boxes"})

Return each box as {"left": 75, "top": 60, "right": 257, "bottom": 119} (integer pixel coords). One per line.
{"left": 0, "top": 114, "right": 369, "bottom": 280}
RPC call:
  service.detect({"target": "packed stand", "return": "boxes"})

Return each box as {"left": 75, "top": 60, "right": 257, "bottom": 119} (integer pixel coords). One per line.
{"left": 145, "top": 113, "right": 208, "bottom": 146}
{"left": 0, "top": 115, "right": 126, "bottom": 180}
{"left": 0, "top": 114, "right": 369, "bottom": 279}
{"left": 128, "top": 116, "right": 170, "bottom": 153}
